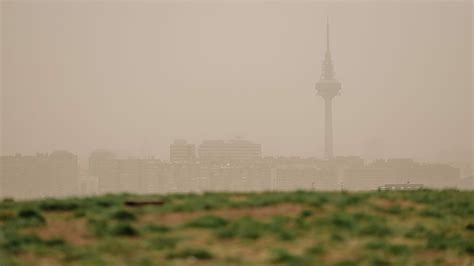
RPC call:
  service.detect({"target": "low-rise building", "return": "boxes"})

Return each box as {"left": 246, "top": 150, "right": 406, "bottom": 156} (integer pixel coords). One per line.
{"left": 0, "top": 151, "right": 78, "bottom": 199}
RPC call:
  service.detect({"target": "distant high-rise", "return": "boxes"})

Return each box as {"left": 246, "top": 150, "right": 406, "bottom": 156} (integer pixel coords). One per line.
{"left": 315, "top": 19, "right": 341, "bottom": 159}
{"left": 170, "top": 139, "right": 196, "bottom": 162}
{"left": 198, "top": 139, "right": 261, "bottom": 162}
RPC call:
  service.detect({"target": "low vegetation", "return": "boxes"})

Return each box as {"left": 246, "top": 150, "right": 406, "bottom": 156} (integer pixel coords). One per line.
{"left": 0, "top": 190, "right": 473, "bottom": 265}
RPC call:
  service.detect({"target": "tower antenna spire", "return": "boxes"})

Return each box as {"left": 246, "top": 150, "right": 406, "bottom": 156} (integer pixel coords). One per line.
{"left": 326, "top": 17, "right": 330, "bottom": 52}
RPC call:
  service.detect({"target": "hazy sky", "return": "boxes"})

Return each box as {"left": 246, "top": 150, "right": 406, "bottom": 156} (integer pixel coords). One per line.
{"left": 1, "top": 1, "right": 472, "bottom": 161}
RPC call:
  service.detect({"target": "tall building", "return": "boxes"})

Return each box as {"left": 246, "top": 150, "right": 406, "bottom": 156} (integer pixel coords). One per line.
{"left": 0, "top": 151, "right": 78, "bottom": 199}
{"left": 315, "top": 19, "right": 341, "bottom": 159}
{"left": 170, "top": 139, "right": 196, "bottom": 162}
{"left": 198, "top": 139, "right": 261, "bottom": 162}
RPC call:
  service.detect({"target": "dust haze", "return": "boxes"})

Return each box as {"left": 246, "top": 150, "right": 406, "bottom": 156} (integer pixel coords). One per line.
{"left": 0, "top": 1, "right": 472, "bottom": 198}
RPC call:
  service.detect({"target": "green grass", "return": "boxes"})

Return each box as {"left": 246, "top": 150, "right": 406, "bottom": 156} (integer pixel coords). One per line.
{"left": 147, "top": 236, "right": 180, "bottom": 250}
{"left": 216, "top": 216, "right": 264, "bottom": 240}
{"left": 111, "top": 209, "right": 137, "bottom": 221}
{"left": 186, "top": 214, "right": 229, "bottom": 228}
{"left": 166, "top": 247, "right": 214, "bottom": 260}
{"left": 270, "top": 248, "right": 309, "bottom": 266}
{"left": 0, "top": 190, "right": 472, "bottom": 265}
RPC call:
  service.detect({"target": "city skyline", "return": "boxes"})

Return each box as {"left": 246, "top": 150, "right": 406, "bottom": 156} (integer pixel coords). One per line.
{"left": 2, "top": 147, "right": 469, "bottom": 199}
{"left": 1, "top": 2, "right": 472, "bottom": 162}
{"left": 0, "top": 3, "right": 472, "bottom": 265}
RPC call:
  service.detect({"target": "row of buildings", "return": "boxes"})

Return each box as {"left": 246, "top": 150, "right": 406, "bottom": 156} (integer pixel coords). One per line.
{"left": 170, "top": 139, "right": 261, "bottom": 162}
{"left": 0, "top": 141, "right": 471, "bottom": 199}
{"left": 0, "top": 151, "right": 78, "bottom": 199}
{"left": 85, "top": 153, "right": 470, "bottom": 194}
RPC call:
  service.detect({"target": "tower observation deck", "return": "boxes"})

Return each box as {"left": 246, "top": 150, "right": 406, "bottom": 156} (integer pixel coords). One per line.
{"left": 315, "top": 19, "right": 341, "bottom": 159}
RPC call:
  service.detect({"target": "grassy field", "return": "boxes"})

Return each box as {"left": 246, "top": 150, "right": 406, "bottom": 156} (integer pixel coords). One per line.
{"left": 0, "top": 190, "right": 473, "bottom": 266}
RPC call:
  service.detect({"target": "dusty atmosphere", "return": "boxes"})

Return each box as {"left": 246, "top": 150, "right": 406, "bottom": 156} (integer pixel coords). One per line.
{"left": 0, "top": 3, "right": 473, "bottom": 265}
{"left": 0, "top": 1, "right": 473, "bottom": 198}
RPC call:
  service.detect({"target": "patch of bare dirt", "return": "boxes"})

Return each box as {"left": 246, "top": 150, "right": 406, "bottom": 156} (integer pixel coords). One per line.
{"left": 323, "top": 240, "right": 362, "bottom": 263}
{"left": 413, "top": 250, "right": 468, "bottom": 266}
{"left": 33, "top": 218, "right": 94, "bottom": 246}
{"left": 19, "top": 253, "right": 62, "bottom": 266}
{"left": 213, "top": 203, "right": 305, "bottom": 219}
{"left": 141, "top": 203, "right": 305, "bottom": 225}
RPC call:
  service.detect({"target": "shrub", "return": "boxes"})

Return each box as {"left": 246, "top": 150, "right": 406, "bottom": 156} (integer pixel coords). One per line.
{"left": 60, "top": 246, "right": 91, "bottom": 262}
{"left": 426, "top": 232, "right": 465, "bottom": 251}
{"left": 237, "top": 224, "right": 260, "bottom": 239}
{"left": 464, "top": 241, "right": 474, "bottom": 254}
{"left": 353, "top": 212, "right": 378, "bottom": 222}
{"left": 307, "top": 194, "right": 329, "bottom": 207}
{"left": 335, "top": 193, "right": 367, "bottom": 208}
{"left": 334, "top": 260, "right": 359, "bottom": 266}
{"left": 110, "top": 223, "right": 139, "bottom": 237}
{"left": 88, "top": 195, "right": 125, "bottom": 209}
{"left": 365, "top": 240, "right": 386, "bottom": 250}
{"left": 329, "top": 213, "right": 355, "bottom": 230}
{"left": 365, "top": 240, "right": 410, "bottom": 256}
{"left": 305, "top": 243, "right": 326, "bottom": 256}
{"left": 243, "top": 193, "right": 285, "bottom": 207}
{"left": 111, "top": 210, "right": 136, "bottom": 221}
{"left": 143, "top": 224, "right": 170, "bottom": 233}
{"left": 18, "top": 208, "right": 44, "bottom": 220}
{"left": 278, "top": 230, "right": 296, "bottom": 241}
{"left": 166, "top": 248, "right": 213, "bottom": 260}
{"left": 87, "top": 218, "right": 109, "bottom": 237}
{"left": 17, "top": 208, "right": 46, "bottom": 225}
{"left": 370, "top": 257, "right": 391, "bottom": 266}
{"left": 294, "top": 216, "right": 310, "bottom": 230}
{"left": 95, "top": 200, "right": 115, "bottom": 208}
{"left": 148, "top": 236, "right": 179, "bottom": 250}
{"left": 136, "top": 257, "right": 153, "bottom": 266}
{"left": 39, "top": 200, "right": 79, "bottom": 212}
{"left": 166, "top": 194, "right": 231, "bottom": 212}
{"left": 216, "top": 216, "right": 262, "bottom": 240}
{"left": 266, "top": 216, "right": 296, "bottom": 241}
{"left": 186, "top": 215, "right": 228, "bottom": 228}
{"left": 270, "top": 249, "right": 307, "bottom": 266}
{"left": 43, "top": 237, "right": 67, "bottom": 247}
{"left": 404, "top": 223, "right": 429, "bottom": 239}
{"left": 1, "top": 230, "right": 43, "bottom": 253}
{"left": 419, "top": 208, "right": 442, "bottom": 218}
{"left": 215, "top": 226, "right": 236, "bottom": 239}
{"left": 299, "top": 210, "right": 313, "bottom": 218}
{"left": 387, "top": 244, "right": 411, "bottom": 256}
{"left": 465, "top": 223, "right": 474, "bottom": 231}
{"left": 386, "top": 205, "right": 403, "bottom": 215}
{"left": 358, "top": 222, "right": 392, "bottom": 237}
{"left": 224, "top": 256, "right": 242, "bottom": 264}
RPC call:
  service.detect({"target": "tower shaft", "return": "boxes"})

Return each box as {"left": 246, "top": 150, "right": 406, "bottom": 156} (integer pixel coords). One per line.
{"left": 324, "top": 99, "right": 333, "bottom": 159}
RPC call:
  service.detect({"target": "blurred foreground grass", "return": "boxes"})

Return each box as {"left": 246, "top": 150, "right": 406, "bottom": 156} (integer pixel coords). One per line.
{"left": 0, "top": 190, "right": 473, "bottom": 265}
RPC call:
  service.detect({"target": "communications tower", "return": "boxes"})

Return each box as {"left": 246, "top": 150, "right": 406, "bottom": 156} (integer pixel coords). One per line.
{"left": 315, "top": 19, "right": 341, "bottom": 159}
